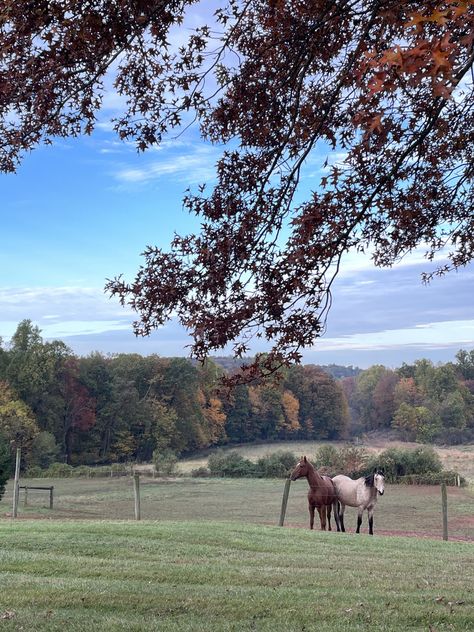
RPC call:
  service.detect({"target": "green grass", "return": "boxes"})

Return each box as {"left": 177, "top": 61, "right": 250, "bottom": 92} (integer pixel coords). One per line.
{"left": 0, "top": 520, "right": 472, "bottom": 631}
{"left": 2, "top": 477, "right": 472, "bottom": 541}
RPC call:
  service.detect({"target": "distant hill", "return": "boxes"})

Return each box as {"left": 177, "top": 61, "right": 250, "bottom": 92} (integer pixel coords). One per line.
{"left": 190, "top": 356, "right": 362, "bottom": 379}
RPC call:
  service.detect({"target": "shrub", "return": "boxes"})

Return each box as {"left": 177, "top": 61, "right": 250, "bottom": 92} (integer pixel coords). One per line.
{"left": 44, "top": 462, "right": 74, "bottom": 477}
{"left": 315, "top": 445, "right": 369, "bottom": 477}
{"left": 255, "top": 451, "right": 297, "bottom": 478}
{"left": 208, "top": 451, "right": 257, "bottom": 477}
{"left": 153, "top": 449, "right": 178, "bottom": 476}
{"left": 191, "top": 466, "right": 211, "bottom": 477}
{"left": 24, "top": 465, "right": 43, "bottom": 478}
{"left": 335, "top": 446, "right": 370, "bottom": 477}
{"left": 367, "top": 446, "right": 442, "bottom": 482}
{"left": 72, "top": 465, "right": 93, "bottom": 477}
{"left": 314, "top": 445, "right": 338, "bottom": 468}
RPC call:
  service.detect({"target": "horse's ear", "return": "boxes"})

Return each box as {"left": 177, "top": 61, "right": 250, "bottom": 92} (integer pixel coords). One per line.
{"left": 303, "top": 456, "right": 307, "bottom": 463}
{"left": 373, "top": 467, "right": 377, "bottom": 473}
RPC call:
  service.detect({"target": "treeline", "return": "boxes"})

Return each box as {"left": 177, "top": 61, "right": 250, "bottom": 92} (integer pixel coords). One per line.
{"left": 0, "top": 321, "right": 349, "bottom": 471}
{"left": 343, "top": 354, "right": 474, "bottom": 444}
{"left": 1, "top": 320, "right": 473, "bottom": 474}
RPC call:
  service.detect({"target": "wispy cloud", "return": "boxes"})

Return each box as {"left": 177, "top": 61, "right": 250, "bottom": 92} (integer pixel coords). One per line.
{"left": 113, "top": 144, "right": 219, "bottom": 185}
{"left": 313, "top": 319, "right": 474, "bottom": 353}
{"left": 0, "top": 286, "right": 134, "bottom": 340}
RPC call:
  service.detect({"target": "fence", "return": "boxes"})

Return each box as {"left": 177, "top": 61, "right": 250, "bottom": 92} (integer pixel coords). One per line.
{"left": 19, "top": 485, "right": 54, "bottom": 509}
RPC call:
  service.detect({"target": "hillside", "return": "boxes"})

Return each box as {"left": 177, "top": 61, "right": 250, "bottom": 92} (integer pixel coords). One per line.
{"left": 177, "top": 438, "right": 474, "bottom": 482}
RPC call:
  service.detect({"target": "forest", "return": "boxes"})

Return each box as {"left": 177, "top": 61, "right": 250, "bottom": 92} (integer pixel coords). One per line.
{"left": 1, "top": 320, "right": 473, "bottom": 473}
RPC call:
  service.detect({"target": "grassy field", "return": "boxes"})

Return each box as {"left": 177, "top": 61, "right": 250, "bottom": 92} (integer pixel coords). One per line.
{"left": 1, "top": 477, "right": 473, "bottom": 541}
{"left": 0, "top": 519, "right": 473, "bottom": 631}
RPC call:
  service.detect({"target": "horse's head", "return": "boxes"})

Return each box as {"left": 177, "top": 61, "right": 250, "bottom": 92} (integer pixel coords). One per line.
{"left": 290, "top": 456, "right": 310, "bottom": 481}
{"left": 374, "top": 469, "right": 385, "bottom": 495}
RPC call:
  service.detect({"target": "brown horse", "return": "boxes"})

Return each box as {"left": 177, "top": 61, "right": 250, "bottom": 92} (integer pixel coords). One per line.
{"left": 290, "top": 456, "right": 340, "bottom": 531}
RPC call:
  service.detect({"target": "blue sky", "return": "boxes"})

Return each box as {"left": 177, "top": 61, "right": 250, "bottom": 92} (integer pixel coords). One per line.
{"left": 1, "top": 6, "right": 473, "bottom": 370}
{"left": 2, "top": 122, "right": 473, "bottom": 370}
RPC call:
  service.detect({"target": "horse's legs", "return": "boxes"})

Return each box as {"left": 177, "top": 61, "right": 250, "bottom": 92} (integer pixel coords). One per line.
{"left": 338, "top": 502, "right": 346, "bottom": 532}
{"left": 368, "top": 508, "right": 374, "bottom": 535}
{"left": 327, "top": 504, "right": 332, "bottom": 531}
{"left": 316, "top": 506, "right": 327, "bottom": 530}
{"left": 356, "top": 509, "right": 363, "bottom": 534}
{"left": 333, "top": 500, "right": 341, "bottom": 532}
{"left": 309, "top": 504, "right": 315, "bottom": 530}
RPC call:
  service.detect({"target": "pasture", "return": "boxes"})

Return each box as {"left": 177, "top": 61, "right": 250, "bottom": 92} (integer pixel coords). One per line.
{"left": 1, "top": 476, "right": 473, "bottom": 630}
{"left": 1, "top": 476, "right": 473, "bottom": 540}
{"left": 0, "top": 519, "right": 472, "bottom": 631}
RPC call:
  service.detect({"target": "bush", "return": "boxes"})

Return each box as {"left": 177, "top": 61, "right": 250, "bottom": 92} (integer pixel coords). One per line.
{"left": 24, "top": 465, "right": 43, "bottom": 478}
{"left": 315, "top": 445, "right": 369, "bottom": 477}
{"left": 255, "top": 451, "right": 297, "bottom": 478}
{"left": 208, "top": 451, "right": 257, "bottom": 477}
{"left": 367, "top": 446, "right": 442, "bottom": 482}
{"left": 44, "top": 462, "right": 74, "bottom": 477}
{"left": 72, "top": 465, "right": 94, "bottom": 477}
{"left": 314, "top": 445, "right": 338, "bottom": 468}
{"left": 191, "top": 466, "right": 211, "bottom": 477}
{"left": 153, "top": 449, "right": 177, "bottom": 476}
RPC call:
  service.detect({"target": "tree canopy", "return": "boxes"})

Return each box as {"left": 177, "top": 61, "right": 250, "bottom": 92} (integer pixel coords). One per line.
{"left": 1, "top": 1, "right": 473, "bottom": 377}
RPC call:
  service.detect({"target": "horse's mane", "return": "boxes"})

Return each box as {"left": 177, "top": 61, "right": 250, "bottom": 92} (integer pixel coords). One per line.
{"left": 364, "top": 469, "right": 384, "bottom": 488}
{"left": 364, "top": 473, "right": 375, "bottom": 487}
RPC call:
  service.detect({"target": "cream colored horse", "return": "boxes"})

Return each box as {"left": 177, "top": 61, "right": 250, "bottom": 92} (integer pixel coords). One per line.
{"left": 332, "top": 469, "right": 385, "bottom": 535}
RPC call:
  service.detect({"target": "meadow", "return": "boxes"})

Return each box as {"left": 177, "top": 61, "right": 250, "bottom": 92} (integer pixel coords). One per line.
{"left": 0, "top": 518, "right": 472, "bottom": 631}
{"left": 1, "top": 476, "right": 473, "bottom": 540}
{"left": 0, "top": 442, "right": 473, "bottom": 631}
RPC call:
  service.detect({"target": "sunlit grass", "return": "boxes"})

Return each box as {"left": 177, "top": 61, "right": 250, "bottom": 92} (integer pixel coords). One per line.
{"left": 0, "top": 520, "right": 472, "bottom": 631}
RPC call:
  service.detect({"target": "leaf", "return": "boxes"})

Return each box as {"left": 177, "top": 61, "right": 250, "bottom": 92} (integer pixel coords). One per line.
{"left": 0, "top": 611, "right": 16, "bottom": 619}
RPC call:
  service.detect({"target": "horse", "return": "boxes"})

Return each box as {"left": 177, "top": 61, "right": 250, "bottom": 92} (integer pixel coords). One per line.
{"left": 290, "top": 456, "right": 340, "bottom": 531}
{"left": 332, "top": 469, "right": 385, "bottom": 535}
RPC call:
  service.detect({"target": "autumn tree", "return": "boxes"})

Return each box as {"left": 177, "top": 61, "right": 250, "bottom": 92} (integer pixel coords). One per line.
{"left": 350, "top": 365, "right": 397, "bottom": 432}
{"left": 285, "top": 365, "right": 349, "bottom": 439}
{"left": 57, "top": 358, "right": 96, "bottom": 463}
{"left": 1, "top": 2, "right": 473, "bottom": 378}
{"left": 0, "top": 381, "right": 39, "bottom": 467}
{"left": 223, "top": 384, "right": 253, "bottom": 443}
{"left": 197, "top": 359, "right": 227, "bottom": 444}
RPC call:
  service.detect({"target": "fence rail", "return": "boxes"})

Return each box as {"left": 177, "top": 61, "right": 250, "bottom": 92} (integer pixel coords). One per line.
{"left": 19, "top": 485, "right": 54, "bottom": 509}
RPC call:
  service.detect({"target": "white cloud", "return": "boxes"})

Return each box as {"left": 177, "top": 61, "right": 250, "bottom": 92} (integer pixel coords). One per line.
{"left": 114, "top": 144, "right": 219, "bottom": 185}
{"left": 0, "top": 286, "right": 134, "bottom": 337}
{"left": 313, "top": 319, "right": 474, "bottom": 352}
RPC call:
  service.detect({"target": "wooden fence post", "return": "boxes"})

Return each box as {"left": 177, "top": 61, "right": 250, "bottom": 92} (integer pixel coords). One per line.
{"left": 279, "top": 478, "right": 291, "bottom": 526}
{"left": 49, "top": 486, "right": 54, "bottom": 509}
{"left": 12, "top": 447, "right": 21, "bottom": 519}
{"left": 133, "top": 474, "right": 141, "bottom": 521}
{"left": 441, "top": 482, "right": 448, "bottom": 541}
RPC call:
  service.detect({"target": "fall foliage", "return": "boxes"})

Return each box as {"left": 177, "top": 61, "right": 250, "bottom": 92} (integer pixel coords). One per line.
{"left": 1, "top": 322, "right": 474, "bottom": 471}
{"left": 1, "top": 1, "right": 473, "bottom": 377}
